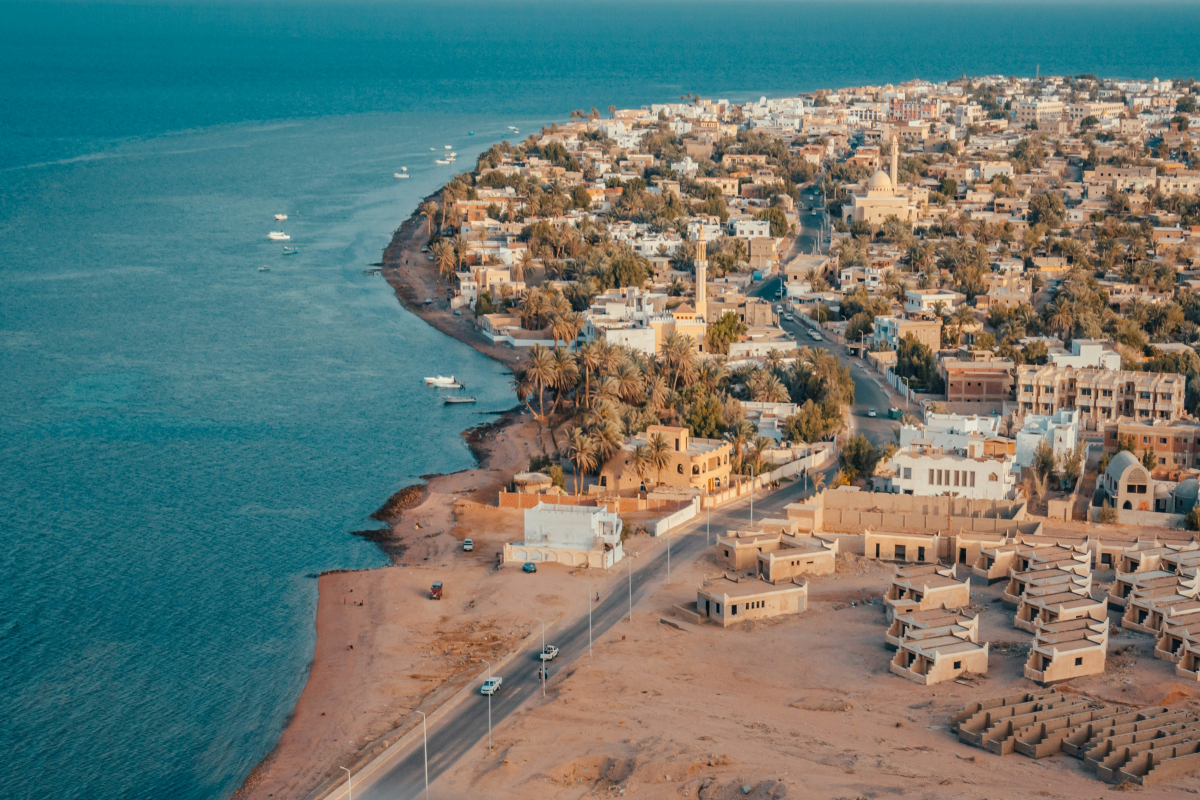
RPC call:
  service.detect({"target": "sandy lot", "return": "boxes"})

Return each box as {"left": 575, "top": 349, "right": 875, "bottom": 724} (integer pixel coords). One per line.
{"left": 428, "top": 552, "right": 1200, "bottom": 800}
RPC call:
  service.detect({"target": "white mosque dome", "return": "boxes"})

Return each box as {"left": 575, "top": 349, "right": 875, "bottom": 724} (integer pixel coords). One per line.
{"left": 866, "top": 169, "right": 893, "bottom": 196}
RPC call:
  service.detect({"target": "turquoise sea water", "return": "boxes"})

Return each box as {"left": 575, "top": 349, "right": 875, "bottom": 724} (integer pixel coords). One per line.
{"left": 3, "top": 2, "right": 1200, "bottom": 798}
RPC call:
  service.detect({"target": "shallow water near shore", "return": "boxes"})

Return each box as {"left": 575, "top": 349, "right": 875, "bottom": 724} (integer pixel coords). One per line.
{"left": 4, "top": 1, "right": 1200, "bottom": 799}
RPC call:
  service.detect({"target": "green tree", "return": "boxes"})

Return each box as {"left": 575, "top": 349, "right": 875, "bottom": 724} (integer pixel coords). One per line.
{"left": 1032, "top": 439, "right": 1056, "bottom": 483}
{"left": 1142, "top": 448, "right": 1158, "bottom": 471}
{"left": 754, "top": 206, "right": 790, "bottom": 238}
{"left": 706, "top": 311, "right": 748, "bottom": 355}
{"left": 838, "top": 434, "right": 883, "bottom": 482}
{"left": 686, "top": 393, "right": 726, "bottom": 439}
{"left": 894, "top": 334, "right": 944, "bottom": 393}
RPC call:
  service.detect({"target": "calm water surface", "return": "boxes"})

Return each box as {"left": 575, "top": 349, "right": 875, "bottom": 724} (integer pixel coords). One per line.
{"left": 2, "top": 2, "right": 1199, "bottom": 798}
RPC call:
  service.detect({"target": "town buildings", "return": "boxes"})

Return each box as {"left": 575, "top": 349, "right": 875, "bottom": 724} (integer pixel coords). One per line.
{"left": 503, "top": 502, "right": 624, "bottom": 568}
{"left": 881, "top": 435, "right": 1018, "bottom": 500}
{"left": 599, "top": 425, "right": 732, "bottom": 494}
{"left": 1015, "top": 366, "right": 1187, "bottom": 426}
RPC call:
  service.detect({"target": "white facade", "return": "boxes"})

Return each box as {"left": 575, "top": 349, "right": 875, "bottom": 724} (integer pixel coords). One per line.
{"left": 1015, "top": 409, "right": 1079, "bottom": 470}
{"left": 510, "top": 502, "right": 625, "bottom": 568}
{"left": 731, "top": 219, "right": 771, "bottom": 239}
{"left": 884, "top": 440, "right": 1017, "bottom": 500}
{"left": 596, "top": 323, "right": 657, "bottom": 356}
{"left": 1047, "top": 339, "right": 1121, "bottom": 371}
{"left": 904, "top": 289, "right": 959, "bottom": 314}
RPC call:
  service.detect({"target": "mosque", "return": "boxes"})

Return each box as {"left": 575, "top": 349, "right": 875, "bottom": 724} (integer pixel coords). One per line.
{"left": 841, "top": 135, "right": 916, "bottom": 225}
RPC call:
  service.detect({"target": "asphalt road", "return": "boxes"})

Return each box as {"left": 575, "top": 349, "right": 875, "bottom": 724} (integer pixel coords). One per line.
{"left": 350, "top": 477, "right": 830, "bottom": 800}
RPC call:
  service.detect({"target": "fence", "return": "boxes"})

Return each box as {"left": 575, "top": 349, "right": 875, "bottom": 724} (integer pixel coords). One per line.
{"left": 497, "top": 491, "right": 690, "bottom": 515}
{"left": 700, "top": 441, "right": 837, "bottom": 509}
{"left": 651, "top": 497, "right": 700, "bottom": 537}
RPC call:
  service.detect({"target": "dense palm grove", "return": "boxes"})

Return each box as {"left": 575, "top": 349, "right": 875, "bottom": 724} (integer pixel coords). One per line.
{"left": 510, "top": 335, "right": 854, "bottom": 492}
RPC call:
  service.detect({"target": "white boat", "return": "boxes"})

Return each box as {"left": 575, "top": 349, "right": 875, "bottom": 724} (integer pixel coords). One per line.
{"left": 393, "top": 172, "right": 410, "bottom": 179}
{"left": 274, "top": 213, "right": 287, "bottom": 221}
{"left": 449, "top": 152, "right": 457, "bottom": 157}
{"left": 424, "top": 375, "right": 457, "bottom": 387}
{"left": 268, "top": 231, "right": 290, "bottom": 241}
{"left": 258, "top": 265, "right": 270, "bottom": 272}
{"left": 435, "top": 159, "right": 449, "bottom": 165}
{"left": 444, "top": 145, "right": 452, "bottom": 149}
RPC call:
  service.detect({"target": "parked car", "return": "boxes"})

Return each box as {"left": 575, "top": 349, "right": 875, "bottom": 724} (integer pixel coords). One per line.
{"left": 522, "top": 562, "right": 537, "bottom": 573}
{"left": 462, "top": 538, "right": 473, "bottom": 551}
{"left": 539, "top": 645, "right": 559, "bottom": 661}
{"left": 480, "top": 676, "right": 503, "bottom": 695}
{"left": 430, "top": 581, "right": 443, "bottom": 600}
{"left": 867, "top": 408, "right": 877, "bottom": 418}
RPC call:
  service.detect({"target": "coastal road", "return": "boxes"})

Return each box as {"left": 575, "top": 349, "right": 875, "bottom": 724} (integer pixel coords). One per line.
{"left": 347, "top": 477, "right": 828, "bottom": 800}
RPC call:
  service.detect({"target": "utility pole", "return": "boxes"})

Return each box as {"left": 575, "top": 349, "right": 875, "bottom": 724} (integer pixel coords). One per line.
{"left": 628, "top": 550, "right": 633, "bottom": 622}
{"left": 667, "top": 530, "right": 671, "bottom": 584}
{"left": 535, "top": 617, "right": 546, "bottom": 697}
{"left": 706, "top": 505, "right": 711, "bottom": 546}
{"left": 417, "top": 711, "right": 429, "bottom": 800}
{"left": 750, "top": 476, "right": 755, "bottom": 525}
{"left": 587, "top": 583, "right": 593, "bottom": 657}
{"left": 480, "top": 658, "right": 493, "bottom": 748}
{"left": 341, "top": 767, "right": 352, "bottom": 800}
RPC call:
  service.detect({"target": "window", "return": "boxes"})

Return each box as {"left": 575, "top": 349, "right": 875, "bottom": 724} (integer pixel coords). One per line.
{"left": 1075, "top": 657, "right": 1083, "bottom": 666}
{"left": 894, "top": 545, "right": 906, "bottom": 560}
{"left": 903, "top": 467, "right": 912, "bottom": 479}
{"left": 1160, "top": 438, "right": 1167, "bottom": 445}
{"left": 1081, "top": 388, "right": 1091, "bottom": 396}
{"left": 953, "top": 660, "right": 962, "bottom": 670}
{"left": 731, "top": 604, "right": 738, "bottom": 615}
{"left": 724, "top": 549, "right": 730, "bottom": 557}
{"left": 917, "top": 546, "right": 926, "bottom": 562}
{"left": 989, "top": 474, "right": 999, "bottom": 481}
{"left": 677, "top": 464, "right": 684, "bottom": 474}
{"left": 929, "top": 469, "right": 935, "bottom": 485}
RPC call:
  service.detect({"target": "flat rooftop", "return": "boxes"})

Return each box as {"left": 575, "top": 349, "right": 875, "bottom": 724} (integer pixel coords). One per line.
{"left": 700, "top": 577, "right": 805, "bottom": 600}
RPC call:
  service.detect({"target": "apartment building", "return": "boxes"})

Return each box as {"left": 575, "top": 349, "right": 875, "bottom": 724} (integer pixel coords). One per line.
{"left": 873, "top": 313, "right": 942, "bottom": 352}
{"left": 1104, "top": 417, "right": 1200, "bottom": 469}
{"left": 1016, "top": 99, "right": 1064, "bottom": 126}
{"left": 940, "top": 354, "right": 1015, "bottom": 405}
{"left": 881, "top": 437, "right": 1018, "bottom": 500}
{"left": 1015, "top": 365, "right": 1186, "bottom": 426}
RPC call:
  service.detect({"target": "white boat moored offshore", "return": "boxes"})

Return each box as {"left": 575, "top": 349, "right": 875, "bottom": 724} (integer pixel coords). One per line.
{"left": 268, "top": 231, "right": 290, "bottom": 241}
{"left": 424, "top": 375, "right": 457, "bottom": 387}
{"left": 444, "top": 145, "right": 452, "bottom": 149}
{"left": 435, "top": 159, "right": 449, "bottom": 165}
{"left": 394, "top": 172, "right": 410, "bottom": 179}
{"left": 274, "top": 213, "right": 287, "bottom": 221}
{"left": 444, "top": 396, "right": 476, "bottom": 405}
{"left": 258, "top": 265, "right": 271, "bottom": 271}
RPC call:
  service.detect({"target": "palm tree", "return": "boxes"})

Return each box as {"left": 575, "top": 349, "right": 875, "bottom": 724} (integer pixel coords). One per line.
{"left": 452, "top": 233, "right": 470, "bottom": 271}
{"left": 810, "top": 471, "right": 827, "bottom": 494}
{"left": 567, "top": 428, "right": 597, "bottom": 495}
{"left": 647, "top": 432, "right": 672, "bottom": 487}
{"left": 432, "top": 240, "right": 457, "bottom": 286}
{"left": 725, "top": 421, "right": 755, "bottom": 474}
{"left": 631, "top": 444, "right": 651, "bottom": 491}
{"left": 522, "top": 344, "right": 557, "bottom": 420}
{"left": 749, "top": 436, "right": 773, "bottom": 476}
{"left": 419, "top": 200, "right": 440, "bottom": 238}
{"left": 577, "top": 341, "right": 603, "bottom": 410}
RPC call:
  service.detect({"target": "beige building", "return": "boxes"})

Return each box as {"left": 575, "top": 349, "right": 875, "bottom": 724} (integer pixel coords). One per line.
{"left": 886, "top": 609, "right": 979, "bottom": 648}
{"left": 715, "top": 529, "right": 838, "bottom": 581}
{"left": 884, "top": 563, "right": 971, "bottom": 620}
{"left": 695, "top": 575, "right": 807, "bottom": 627}
{"left": 599, "top": 425, "right": 732, "bottom": 494}
{"left": 890, "top": 629, "right": 988, "bottom": 685}
{"left": 872, "top": 313, "right": 942, "bottom": 353}
{"left": 841, "top": 136, "right": 915, "bottom": 224}
{"left": 1015, "top": 586, "right": 1107, "bottom": 632}
{"left": 1015, "top": 365, "right": 1186, "bottom": 425}
{"left": 1023, "top": 617, "right": 1109, "bottom": 684}
{"left": 940, "top": 353, "right": 1015, "bottom": 405}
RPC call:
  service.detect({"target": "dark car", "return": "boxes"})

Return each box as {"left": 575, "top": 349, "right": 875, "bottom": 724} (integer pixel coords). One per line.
{"left": 522, "top": 562, "right": 537, "bottom": 573}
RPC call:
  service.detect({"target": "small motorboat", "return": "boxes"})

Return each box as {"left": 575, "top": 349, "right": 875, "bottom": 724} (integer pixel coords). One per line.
{"left": 394, "top": 172, "right": 410, "bottom": 179}
{"left": 275, "top": 213, "right": 287, "bottom": 221}
{"left": 258, "top": 265, "right": 271, "bottom": 272}
{"left": 282, "top": 247, "right": 298, "bottom": 255}
{"left": 435, "top": 159, "right": 449, "bottom": 165}
{"left": 444, "top": 396, "right": 476, "bottom": 404}
{"left": 268, "top": 231, "right": 290, "bottom": 241}
{"left": 437, "top": 381, "right": 464, "bottom": 389}
{"left": 424, "top": 375, "right": 457, "bottom": 387}
{"left": 444, "top": 145, "right": 452, "bottom": 150}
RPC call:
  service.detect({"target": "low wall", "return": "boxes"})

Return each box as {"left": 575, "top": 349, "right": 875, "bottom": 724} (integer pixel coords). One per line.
{"left": 651, "top": 497, "right": 700, "bottom": 537}
{"left": 497, "top": 491, "right": 688, "bottom": 514}
{"left": 701, "top": 443, "right": 837, "bottom": 510}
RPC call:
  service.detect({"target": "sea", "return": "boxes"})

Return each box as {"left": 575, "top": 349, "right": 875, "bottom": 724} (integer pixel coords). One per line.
{"left": 2, "top": 1, "right": 1199, "bottom": 798}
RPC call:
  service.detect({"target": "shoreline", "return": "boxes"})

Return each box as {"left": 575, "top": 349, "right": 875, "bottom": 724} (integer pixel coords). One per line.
{"left": 235, "top": 195, "right": 542, "bottom": 800}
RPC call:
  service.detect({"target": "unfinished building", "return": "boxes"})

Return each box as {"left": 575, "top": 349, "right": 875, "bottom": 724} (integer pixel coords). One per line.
{"left": 690, "top": 574, "right": 808, "bottom": 628}
{"left": 972, "top": 541, "right": 1090, "bottom": 584}
{"left": 886, "top": 609, "right": 979, "bottom": 648}
{"left": 953, "top": 690, "right": 1200, "bottom": 786}
{"left": 890, "top": 629, "right": 988, "bottom": 685}
{"left": 1156, "top": 618, "right": 1200, "bottom": 664}
{"left": 883, "top": 563, "right": 971, "bottom": 620}
{"left": 1023, "top": 618, "right": 1109, "bottom": 684}
{"left": 1122, "top": 591, "right": 1200, "bottom": 635}
{"left": 1003, "top": 567, "right": 1091, "bottom": 606}
{"left": 714, "top": 528, "right": 838, "bottom": 581}
{"left": 1014, "top": 585, "right": 1107, "bottom": 632}
{"left": 1180, "top": 641, "right": 1200, "bottom": 680}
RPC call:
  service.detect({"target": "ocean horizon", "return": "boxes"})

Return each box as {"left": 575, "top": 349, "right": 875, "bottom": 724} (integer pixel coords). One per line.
{"left": 3, "top": 1, "right": 1200, "bottom": 798}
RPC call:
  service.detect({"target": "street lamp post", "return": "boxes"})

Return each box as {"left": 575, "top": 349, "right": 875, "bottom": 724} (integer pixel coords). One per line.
{"left": 706, "top": 505, "right": 711, "bottom": 546}
{"left": 417, "top": 711, "right": 430, "bottom": 800}
{"left": 535, "top": 617, "right": 546, "bottom": 697}
{"left": 481, "top": 658, "right": 492, "bottom": 748}
{"left": 587, "top": 583, "right": 593, "bottom": 657}
{"left": 628, "top": 550, "right": 633, "bottom": 622}
{"left": 750, "top": 475, "right": 755, "bottom": 525}
{"left": 341, "top": 767, "right": 352, "bottom": 800}
{"left": 902, "top": 376, "right": 911, "bottom": 410}
{"left": 666, "top": 530, "right": 671, "bottom": 584}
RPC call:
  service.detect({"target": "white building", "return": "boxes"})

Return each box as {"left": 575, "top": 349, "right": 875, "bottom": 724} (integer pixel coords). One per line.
{"left": 731, "top": 219, "right": 772, "bottom": 239}
{"left": 505, "top": 502, "right": 625, "bottom": 568}
{"left": 741, "top": 400, "right": 800, "bottom": 442}
{"left": 904, "top": 288, "right": 961, "bottom": 314}
{"left": 1015, "top": 409, "right": 1079, "bottom": 470}
{"left": 900, "top": 413, "right": 1002, "bottom": 451}
{"left": 882, "top": 438, "right": 1017, "bottom": 500}
{"left": 1047, "top": 339, "right": 1121, "bottom": 371}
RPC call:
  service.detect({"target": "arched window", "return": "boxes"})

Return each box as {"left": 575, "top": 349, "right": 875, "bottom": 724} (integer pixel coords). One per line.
{"left": 692, "top": 465, "right": 700, "bottom": 475}
{"left": 1122, "top": 500, "right": 1132, "bottom": 510}
{"left": 677, "top": 463, "right": 684, "bottom": 474}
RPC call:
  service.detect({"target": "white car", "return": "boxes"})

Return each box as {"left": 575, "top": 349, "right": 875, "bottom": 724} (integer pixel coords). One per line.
{"left": 462, "top": 538, "right": 473, "bottom": 551}
{"left": 481, "top": 676, "right": 503, "bottom": 695}
{"left": 539, "top": 645, "right": 559, "bottom": 661}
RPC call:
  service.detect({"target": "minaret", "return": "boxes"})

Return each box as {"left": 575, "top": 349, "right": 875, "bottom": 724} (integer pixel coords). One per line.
{"left": 890, "top": 134, "right": 898, "bottom": 190}
{"left": 695, "top": 225, "right": 708, "bottom": 321}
